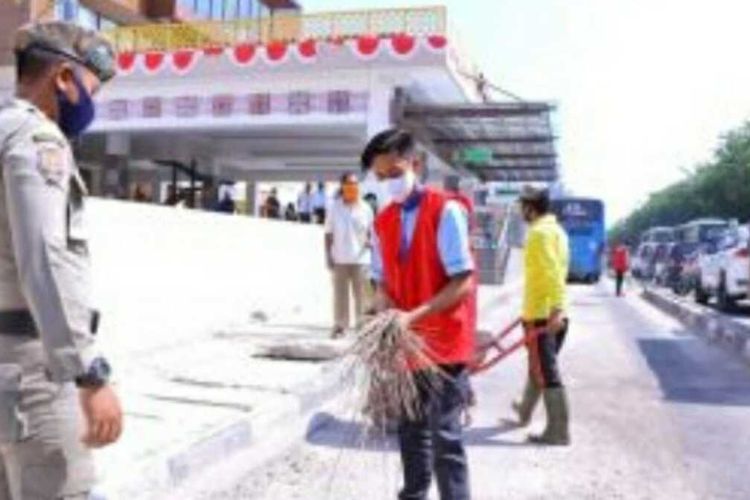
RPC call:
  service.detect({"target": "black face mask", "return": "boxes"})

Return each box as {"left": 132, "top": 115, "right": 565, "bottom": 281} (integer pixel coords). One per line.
{"left": 55, "top": 72, "right": 95, "bottom": 138}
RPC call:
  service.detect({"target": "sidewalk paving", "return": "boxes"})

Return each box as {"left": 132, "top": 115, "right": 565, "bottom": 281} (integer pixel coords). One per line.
{"left": 92, "top": 316, "right": 352, "bottom": 500}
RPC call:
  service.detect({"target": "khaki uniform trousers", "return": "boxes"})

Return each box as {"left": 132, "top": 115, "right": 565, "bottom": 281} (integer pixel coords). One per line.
{"left": 0, "top": 336, "right": 94, "bottom": 500}
{"left": 332, "top": 264, "right": 369, "bottom": 330}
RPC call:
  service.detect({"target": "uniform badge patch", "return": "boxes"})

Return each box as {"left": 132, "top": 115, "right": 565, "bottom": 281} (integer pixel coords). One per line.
{"left": 37, "top": 145, "right": 67, "bottom": 184}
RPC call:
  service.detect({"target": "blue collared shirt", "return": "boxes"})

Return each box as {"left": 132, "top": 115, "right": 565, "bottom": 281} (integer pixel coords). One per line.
{"left": 371, "top": 189, "right": 474, "bottom": 282}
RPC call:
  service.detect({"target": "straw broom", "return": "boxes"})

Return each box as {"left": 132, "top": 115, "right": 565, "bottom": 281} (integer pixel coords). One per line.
{"left": 350, "top": 310, "right": 446, "bottom": 429}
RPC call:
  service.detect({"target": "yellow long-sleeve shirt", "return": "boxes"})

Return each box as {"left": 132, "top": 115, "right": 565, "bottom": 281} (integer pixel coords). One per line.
{"left": 522, "top": 214, "right": 569, "bottom": 321}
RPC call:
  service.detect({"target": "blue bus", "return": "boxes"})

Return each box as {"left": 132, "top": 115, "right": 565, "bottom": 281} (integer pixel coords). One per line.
{"left": 550, "top": 198, "right": 606, "bottom": 283}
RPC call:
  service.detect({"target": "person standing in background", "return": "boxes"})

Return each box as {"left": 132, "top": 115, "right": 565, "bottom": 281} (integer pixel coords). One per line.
{"left": 312, "top": 181, "right": 328, "bottom": 224}
{"left": 611, "top": 242, "right": 630, "bottom": 296}
{"left": 264, "top": 187, "right": 281, "bottom": 219}
{"left": 298, "top": 182, "right": 313, "bottom": 223}
{"left": 284, "top": 202, "right": 298, "bottom": 221}
{"left": 216, "top": 190, "right": 236, "bottom": 214}
{"left": 325, "top": 173, "right": 373, "bottom": 338}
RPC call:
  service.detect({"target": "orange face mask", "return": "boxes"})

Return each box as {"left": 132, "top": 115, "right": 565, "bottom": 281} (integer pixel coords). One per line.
{"left": 342, "top": 184, "right": 359, "bottom": 202}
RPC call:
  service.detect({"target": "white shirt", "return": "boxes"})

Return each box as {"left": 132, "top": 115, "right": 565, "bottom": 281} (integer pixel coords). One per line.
{"left": 325, "top": 198, "right": 374, "bottom": 265}
{"left": 298, "top": 192, "right": 313, "bottom": 214}
{"left": 312, "top": 190, "right": 328, "bottom": 210}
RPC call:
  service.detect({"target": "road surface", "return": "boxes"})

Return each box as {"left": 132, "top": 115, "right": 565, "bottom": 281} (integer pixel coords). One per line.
{"left": 194, "top": 283, "right": 750, "bottom": 500}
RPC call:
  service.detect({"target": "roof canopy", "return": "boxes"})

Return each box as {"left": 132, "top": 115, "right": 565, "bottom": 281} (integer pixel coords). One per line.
{"left": 397, "top": 99, "right": 558, "bottom": 183}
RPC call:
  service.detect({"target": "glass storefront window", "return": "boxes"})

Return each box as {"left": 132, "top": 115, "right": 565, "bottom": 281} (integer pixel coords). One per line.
{"left": 238, "top": 0, "right": 254, "bottom": 18}
{"left": 196, "top": 0, "right": 211, "bottom": 18}
{"left": 210, "top": 0, "right": 224, "bottom": 20}
{"left": 178, "top": 0, "right": 262, "bottom": 20}
{"left": 178, "top": 0, "right": 198, "bottom": 14}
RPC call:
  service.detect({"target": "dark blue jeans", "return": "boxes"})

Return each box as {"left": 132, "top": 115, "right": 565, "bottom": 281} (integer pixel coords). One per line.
{"left": 398, "top": 365, "right": 471, "bottom": 500}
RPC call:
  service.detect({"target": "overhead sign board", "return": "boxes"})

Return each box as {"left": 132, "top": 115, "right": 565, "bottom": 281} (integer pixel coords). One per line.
{"left": 455, "top": 147, "right": 494, "bottom": 166}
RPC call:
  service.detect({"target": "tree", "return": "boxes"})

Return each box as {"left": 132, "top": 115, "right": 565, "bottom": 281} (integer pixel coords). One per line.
{"left": 609, "top": 121, "right": 750, "bottom": 244}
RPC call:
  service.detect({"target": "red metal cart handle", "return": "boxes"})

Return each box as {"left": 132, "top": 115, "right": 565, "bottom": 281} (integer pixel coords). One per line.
{"left": 469, "top": 318, "right": 547, "bottom": 375}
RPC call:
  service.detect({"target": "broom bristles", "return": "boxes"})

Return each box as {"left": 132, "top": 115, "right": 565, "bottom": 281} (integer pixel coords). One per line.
{"left": 350, "top": 311, "right": 445, "bottom": 428}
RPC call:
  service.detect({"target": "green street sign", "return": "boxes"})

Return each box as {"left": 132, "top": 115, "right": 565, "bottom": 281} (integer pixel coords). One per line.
{"left": 457, "top": 147, "right": 493, "bottom": 166}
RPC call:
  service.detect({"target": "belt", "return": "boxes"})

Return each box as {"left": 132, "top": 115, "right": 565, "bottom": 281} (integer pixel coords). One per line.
{"left": 0, "top": 309, "right": 100, "bottom": 337}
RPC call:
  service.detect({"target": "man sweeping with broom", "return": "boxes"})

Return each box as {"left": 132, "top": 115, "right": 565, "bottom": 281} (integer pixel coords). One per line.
{"left": 361, "top": 129, "right": 475, "bottom": 500}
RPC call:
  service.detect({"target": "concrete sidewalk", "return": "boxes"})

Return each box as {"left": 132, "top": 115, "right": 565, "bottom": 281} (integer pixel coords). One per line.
{"left": 92, "top": 316, "right": 352, "bottom": 500}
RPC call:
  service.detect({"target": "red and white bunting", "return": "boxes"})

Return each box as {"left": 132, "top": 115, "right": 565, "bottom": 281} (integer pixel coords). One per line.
{"left": 263, "top": 40, "right": 290, "bottom": 66}
{"left": 203, "top": 45, "right": 226, "bottom": 57}
{"left": 116, "top": 51, "right": 137, "bottom": 75}
{"left": 423, "top": 34, "right": 448, "bottom": 54}
{"left": 351, "top": 34, "right": 381, "bottom": 61}
{"left": 141, "top": 51, "right": 166, "bottom": 74}
{"left": 295, "top": 38, "right": 318, "bottom": 64}
{"left": 230, "top": 43, "right": 259, "bottom": 67}
{"left": 115, "top": 35, "right": 448, "bottom": 76}
{"left": 388, "top": 34, "right": 417, "bottom": 60}
{"left": 171, "top": 49, "right": 202, "bottom": 75}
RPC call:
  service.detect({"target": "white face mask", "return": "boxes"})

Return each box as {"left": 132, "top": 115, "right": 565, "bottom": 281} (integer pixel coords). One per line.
{"left": 386, "top": 170, "right": 416, "bottom": 204}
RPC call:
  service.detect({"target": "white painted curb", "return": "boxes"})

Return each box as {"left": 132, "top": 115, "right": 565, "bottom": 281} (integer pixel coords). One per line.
{"left": 642, "top": 288, "right": 750, "bottom": 367}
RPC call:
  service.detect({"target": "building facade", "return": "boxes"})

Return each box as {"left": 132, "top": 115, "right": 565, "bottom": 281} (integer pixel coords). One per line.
{"left": 1, "top": 0, "right": 301, "bottom": 64}
{"left": 1, "top": 4, "right": 554, "bottom": 216}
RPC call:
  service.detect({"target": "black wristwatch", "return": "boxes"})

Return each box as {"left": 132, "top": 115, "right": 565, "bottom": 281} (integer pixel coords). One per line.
{"left": 74, "top": 357, "right": 112, "bottom": 388}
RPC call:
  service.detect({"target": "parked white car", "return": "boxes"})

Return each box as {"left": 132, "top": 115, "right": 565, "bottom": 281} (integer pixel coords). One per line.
{"left": 633, "top": 242, "right": 657, "bottom": 279}
{"left": 696, "top": 225, "right": 750, "bottom": 310}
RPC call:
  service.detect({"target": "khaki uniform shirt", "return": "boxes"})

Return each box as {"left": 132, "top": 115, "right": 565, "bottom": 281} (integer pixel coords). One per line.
{"left": 0, "top": 98, "right": 98, "bottom": 382}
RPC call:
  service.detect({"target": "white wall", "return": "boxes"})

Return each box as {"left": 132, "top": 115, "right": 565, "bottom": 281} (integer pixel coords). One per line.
{"left": 87, "top": 199, "right": 332, "bottom": 359}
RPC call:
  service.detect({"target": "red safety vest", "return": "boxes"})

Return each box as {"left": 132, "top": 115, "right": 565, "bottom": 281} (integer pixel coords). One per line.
{"left": 612, "top": 245, "right": 630, "bottom": 273}
{"left": 375, "top": 187, "right": 475, "bottom": 367}
{"left": 445, "top": 191, "right": 478, "bottom": 342}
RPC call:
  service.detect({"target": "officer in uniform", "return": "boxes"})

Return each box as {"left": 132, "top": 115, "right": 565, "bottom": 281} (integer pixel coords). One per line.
{"left": 0, "top": 22, "right": 123, "bottom": 499}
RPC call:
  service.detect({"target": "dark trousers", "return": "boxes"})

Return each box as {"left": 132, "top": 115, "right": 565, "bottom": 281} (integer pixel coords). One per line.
{"left": 527, "top": 320, "right": 568, "bottom": 389}
{"left": 615, "top": 271, "right": 625, "bottom": 296}
{"left": 314, "top": 208, "right": 326, "bottom": 224}
{"left": 398, "top": 365, "right": 470, "bottom": 500}
{"left": 299, "top": 212, "right": 311, "bottom": 223}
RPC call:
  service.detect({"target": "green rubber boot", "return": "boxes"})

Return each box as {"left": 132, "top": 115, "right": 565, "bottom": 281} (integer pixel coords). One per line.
{"left": 528, "top": 387, "right": 570, "bottom": 446}
{"left": 510, "top": 379, "right": 541, "bottom": 427}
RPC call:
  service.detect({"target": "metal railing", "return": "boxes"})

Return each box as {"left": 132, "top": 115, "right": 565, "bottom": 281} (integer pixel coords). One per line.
{"left": 104, "top": 6, "right": 447, "bottom": 53}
